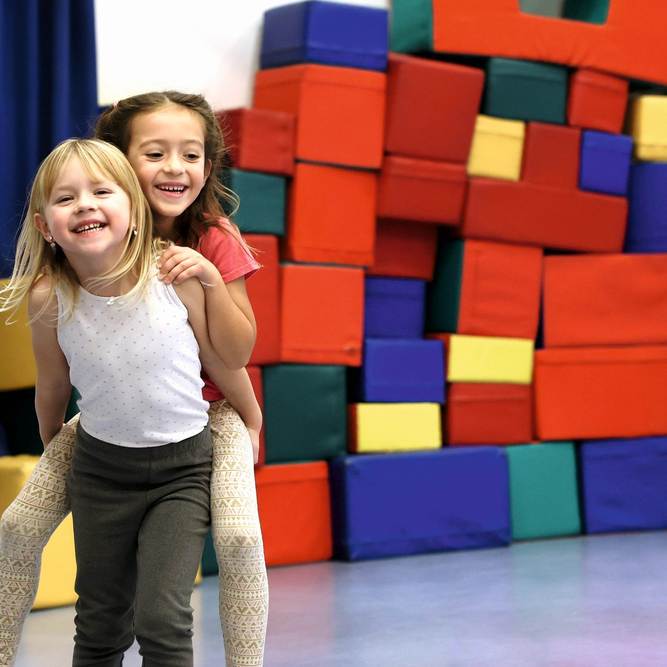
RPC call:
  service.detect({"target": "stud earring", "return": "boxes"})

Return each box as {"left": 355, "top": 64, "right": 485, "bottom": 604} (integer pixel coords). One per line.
{"left": 47, "top": 236, "right": 56, "bottom": 253}
{"left": 132, "top": 227, "right": 138, "bottom": 237}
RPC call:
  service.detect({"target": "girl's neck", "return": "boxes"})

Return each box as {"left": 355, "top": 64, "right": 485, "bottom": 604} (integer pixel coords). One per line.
{"left": 68, "top": 254, "right": 138, "bottom": 298}
{"left": 153, "top": 215, "right": 178, "bottom": 241}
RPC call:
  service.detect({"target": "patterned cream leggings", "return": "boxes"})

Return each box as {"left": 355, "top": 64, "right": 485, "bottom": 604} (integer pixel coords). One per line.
{"left": 0, "top": 400, "right": 268, "bottom": 667}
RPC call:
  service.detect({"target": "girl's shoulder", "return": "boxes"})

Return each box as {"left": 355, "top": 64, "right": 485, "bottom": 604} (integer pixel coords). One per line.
{"left": 197, "top": 217, "right": 260, "bottom": 283}
{"left": 28, "top": 274, "right": 59, "bottom": 322}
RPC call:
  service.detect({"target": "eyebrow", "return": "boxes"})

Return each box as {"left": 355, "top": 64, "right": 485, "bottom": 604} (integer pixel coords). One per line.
{"left": 136, "top": 139, "right": 205, "bottom": 149}
{"left": 51, "top": 179, "right": 113, "bottom": 194}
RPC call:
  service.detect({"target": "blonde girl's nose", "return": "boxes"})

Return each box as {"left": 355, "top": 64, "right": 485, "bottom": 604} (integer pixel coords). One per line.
{"left": 76, "top": 193, "right": 97, "bottom": 212}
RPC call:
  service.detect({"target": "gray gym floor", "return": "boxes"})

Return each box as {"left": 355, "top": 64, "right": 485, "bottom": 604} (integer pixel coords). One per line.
{"left": 15, "top": 531, "right": 667, "bottom": 666}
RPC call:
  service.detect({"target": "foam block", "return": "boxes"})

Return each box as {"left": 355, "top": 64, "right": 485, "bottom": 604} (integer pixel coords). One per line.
{"left": 377, "top": 155, "right": 466, "bottom": 224}
{"left": 244, "top": 235, "right": 280, "bottom": 365}
{"left": 366, "top": 220, "right": 437, "bottom": 281}
{"left": 260, "top": 1, "right": 388, "bottom": 71}
{"left": 543, "top": 254, "right": 667, "bottom": 347}
{"left": 447, "top": 383, "right": 533, "bottom": 445}
{"left": 330, "top": 448, "right": 511, "bottom": 560}
{"left": 254, "top": 63, "right": 385, "bottom": 169}
{"left": 567, "top": 69, "right": 628, "bottom": 134}
{"left": 0, "top": 281, "right": 37, "bottom": 390}
{"left": 0, "top": 387, "right": 42, "bottom": 455}
{"left": 384, "top": 53, "right": 484, "bottom": 163}
{"left": 578, "top": 131, "right": 632, "bottom": 196}
{"left": 348, "top": 403, "right": 442, "bottom": 453}
{"left": 0, "top": 456, "right": 77, "bottom": 609}
{"left": 467, "top": 115, "right": 525, "bottom": 181}
{"left": 364, "top": 277, "right": 425, "bottom": 339}
{"left": 280, "top": 263, "right": 364, "bottom": 366}
{"left": 389, "top": 0, "right": 432, "bottom": 53}
{"left": 360, "top": 338, "right": 445, "bottom": 404}
{"left": 284, "top": 162, "right": 376, "bottom": 266}
{"left": 535, "top": 346, "right": 667, "bottom": 440}
{"left": 218, "top": 107, "right": 295, "bottom": 176}
{"left": 447, "top": 334, "right": 534, "bottom": 384}
{"left": 625, "top": 163, "right": 667, "bottom": 253}
{"left": 427, "top": 239, "right": 542, "bottom": 339}
{"left": 255, "top": 461, "right": 333, "bottom": 565}
{"left": 263, "top": 364, "right": 347, "bottom": 463}
{"left": 483, "top": 58, "right": 568, "bottom": 124}
{"left": 580, "top": 437, "right": 667, "bottom": 534}
{"left": 521, "top": 122, "right": 580, "bottom": 189}
{"left": 226, "top": 169, "right": 286, "bottom": 235}
{"left": 506, "top": 442, "right": 581, "bottom": 540}
{"left": 432, "top": 1, "right": 667, "bottom": 85}
{"left": 0, "top": 423, "right": 8, "bottom": 456}
{"left": 463, "top": 178, "right": 627, "bottom": 252}
{"left": 629, "top": 95, "right": 667, "bottom": 162}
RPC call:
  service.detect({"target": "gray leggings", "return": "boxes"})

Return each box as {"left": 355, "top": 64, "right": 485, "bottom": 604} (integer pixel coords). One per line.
{"left": 68, "top": 423, "right": 212, "bottom": 667}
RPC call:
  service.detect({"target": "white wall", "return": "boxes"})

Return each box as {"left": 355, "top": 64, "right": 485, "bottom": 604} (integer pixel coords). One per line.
{"left": 95, "top": 0, "right": 389, "bottom": 111}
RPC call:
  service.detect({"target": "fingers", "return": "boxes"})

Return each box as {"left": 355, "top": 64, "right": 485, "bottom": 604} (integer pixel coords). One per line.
{"left": 160, "top": 257, "right": 199, "bottom": 284}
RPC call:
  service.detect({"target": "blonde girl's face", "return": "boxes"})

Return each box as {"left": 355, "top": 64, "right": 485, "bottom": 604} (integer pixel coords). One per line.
{"left": 35, "top": 156, "right": 132, "bottom": 265}
{"left": 126, "top": 105, "right": 212, "bottom": 238}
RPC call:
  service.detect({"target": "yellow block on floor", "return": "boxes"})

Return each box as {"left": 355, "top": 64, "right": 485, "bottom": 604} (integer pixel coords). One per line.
{"left": 629, "top": 95, "right": 667, "bottom": 161}
{"left": 467, "top": 114, "right": 525, "bottom": 181}
{"left": 0, "top": 280, "right": 36, "bottom": 390}
{"left": 349, "top": 403, "right": 442, "bottom": 453}
{"left": 447, "top": 334, "right": 534, "bottom": 384}
{"left": 0, "top": 455, "right": 77, "bottom": 609}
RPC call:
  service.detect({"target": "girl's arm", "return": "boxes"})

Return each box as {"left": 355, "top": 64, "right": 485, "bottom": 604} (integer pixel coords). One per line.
{"left": 175, "top": 278, "right": 262, "bottom": 462}
{"left": 159, "top": 245, "right": 256, "bottom": 369}
{"left": 29, "top": 278, "right": 72, "bottom": 447}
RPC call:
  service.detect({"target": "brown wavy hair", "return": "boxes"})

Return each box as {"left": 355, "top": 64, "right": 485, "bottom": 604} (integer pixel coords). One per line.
{"left": 95, "top": 91, "right": 249, "bottom": 252}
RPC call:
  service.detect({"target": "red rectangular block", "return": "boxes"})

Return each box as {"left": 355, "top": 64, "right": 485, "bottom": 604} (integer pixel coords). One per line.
{"left": 535, "top": 346, "right": 667, "bottom": 440}
{"left": 377, "top": 155, "right": 466, "bottom": 225}
{"left": 458, "top": 240, "right": 542, "bottom": 339}
{"left": 367, "top": 220, "right": 438, "bottom": 281}
{"left": 463, "top": 178, "right": 627, "bottom": 253}
{"left": 280, "top": 264, "right": 364, "bottom": 366}
{"left": 385, "top": 53, "right": 484, "bottom": 163}
{"left": 521, "top": 122, "right": 580, "bottom": 189}
{"left": 544, "top": 254, "right": 667, "bottom": 347}
{"left": 218, "top": 107, "right": 295, "bottom": 176}
{"left": 244, "top": 234, "right": 280, "bottom": 365}
{"left": 284, "top": 163, "right": 376, "bottom": 266}
{"left": 567, "top": 69, "right": 629, "bottom": 135}
{"left": 247, "top": 365, "right": 266, "bottom": 466}
{"left": 254, "top": 64, "right": 385, "bottom": 169}
{"left": 255, "top": 462, "right": 332, "bottom": 566}
{"left": 447, "top": 383, "right": 533, "bottom": 445}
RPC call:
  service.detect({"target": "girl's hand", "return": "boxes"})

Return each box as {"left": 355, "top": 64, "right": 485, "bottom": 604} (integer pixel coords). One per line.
{"left": 158, "top": 245, "right": 222, "bottom": 287}
{"left": 247, "top": 427, "right": 260, "bottom": 465}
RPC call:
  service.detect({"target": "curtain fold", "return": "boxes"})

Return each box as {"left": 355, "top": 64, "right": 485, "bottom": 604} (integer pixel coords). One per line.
{"left": 0, "top": 0, "right": 98, "bottom": 276}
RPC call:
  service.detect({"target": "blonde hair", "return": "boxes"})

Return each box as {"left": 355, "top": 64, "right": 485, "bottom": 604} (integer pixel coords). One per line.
{"left": 0, "top": 138, "right": 159, "bottom": 323}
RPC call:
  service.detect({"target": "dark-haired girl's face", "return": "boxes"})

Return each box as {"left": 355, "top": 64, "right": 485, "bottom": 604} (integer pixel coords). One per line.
{"left": 126, "top": 104, "right": 211, "bottom": 238}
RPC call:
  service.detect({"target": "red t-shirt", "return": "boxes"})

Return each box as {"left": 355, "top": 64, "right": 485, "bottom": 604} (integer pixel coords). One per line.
{"left": 197, "top": 219, "right": 260, "bottom": 402}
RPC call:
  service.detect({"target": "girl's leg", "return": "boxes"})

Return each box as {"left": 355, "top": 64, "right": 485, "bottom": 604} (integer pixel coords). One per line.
{"left": 0, "top": 415, "right": 78, "bottom": 667}
{"left": 208, "top": 401, "right": 268, "bottom": 667}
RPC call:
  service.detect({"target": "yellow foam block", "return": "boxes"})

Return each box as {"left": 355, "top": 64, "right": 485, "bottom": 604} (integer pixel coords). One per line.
{"left": 629, "top": 95, "right": 667, "bottom": 161}
{"left": 0, "top": 455, "right": 77, "bottom": 609}
{"left": 447, "top": 334, "right": 534, "bottom": 384}
{"left": 0, "top": 280, "right": 36, "bottom": 390}
{"left": 350, "top": 403, "right": 442, "bottom": 453}
{"left": 467, "top": 114, "right": 525, "bottom": 181}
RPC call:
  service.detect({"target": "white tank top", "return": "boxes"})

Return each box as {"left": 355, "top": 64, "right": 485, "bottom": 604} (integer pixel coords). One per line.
{"left": 57, "top": 273, "right": 209, "bottom": 447}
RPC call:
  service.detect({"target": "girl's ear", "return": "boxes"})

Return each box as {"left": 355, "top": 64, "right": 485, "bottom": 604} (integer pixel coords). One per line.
{"left": 204, "top": 158, "right": 212, "bottom": 182}
{"left": 34, "top": 213, "right": 51, "bottom": 241}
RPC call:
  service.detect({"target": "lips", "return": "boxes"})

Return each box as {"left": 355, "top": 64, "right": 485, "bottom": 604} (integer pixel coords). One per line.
{"left": 156, "top": 183, "right": 188, "bottom": 197}
{"left": 73, "top": 220, "right": 107, "bottom": 234}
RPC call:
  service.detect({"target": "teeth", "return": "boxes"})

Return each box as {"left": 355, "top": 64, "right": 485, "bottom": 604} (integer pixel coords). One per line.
{"left": 76, "top": 223, "right": 103, "bottom": 233}
{"left": 158, "top": 185, "right": 185, "bottom": 193}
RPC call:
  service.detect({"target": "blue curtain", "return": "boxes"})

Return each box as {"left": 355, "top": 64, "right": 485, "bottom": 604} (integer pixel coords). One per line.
{"left": 0, "top": 0, "right": 98, "bottom": 276}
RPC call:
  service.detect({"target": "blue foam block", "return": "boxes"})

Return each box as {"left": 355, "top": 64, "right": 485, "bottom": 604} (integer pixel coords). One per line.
{"left": 581, "top": 437, "right": 667, "bottom": 533}
{"left": 579, "top": 131, "right": 632, "bottom": 196}
{"left": 361, "top": 338, "right": 445, "bottom": 403}
{"left": 260, "top": 1, "right": 389, "bottom": 71}
{"left": 330, "top": 448, "right": 511, "bottom": 560}
{"left": 364, "top": 277, "right": 425, "bottom": 339}
{"left": 625, "top": 163, "right": 667, "bottom": 253}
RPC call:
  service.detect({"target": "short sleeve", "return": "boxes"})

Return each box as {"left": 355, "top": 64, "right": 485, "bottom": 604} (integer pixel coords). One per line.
{"left": 197, "top": 220, "right": 261, "bottom": 283}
